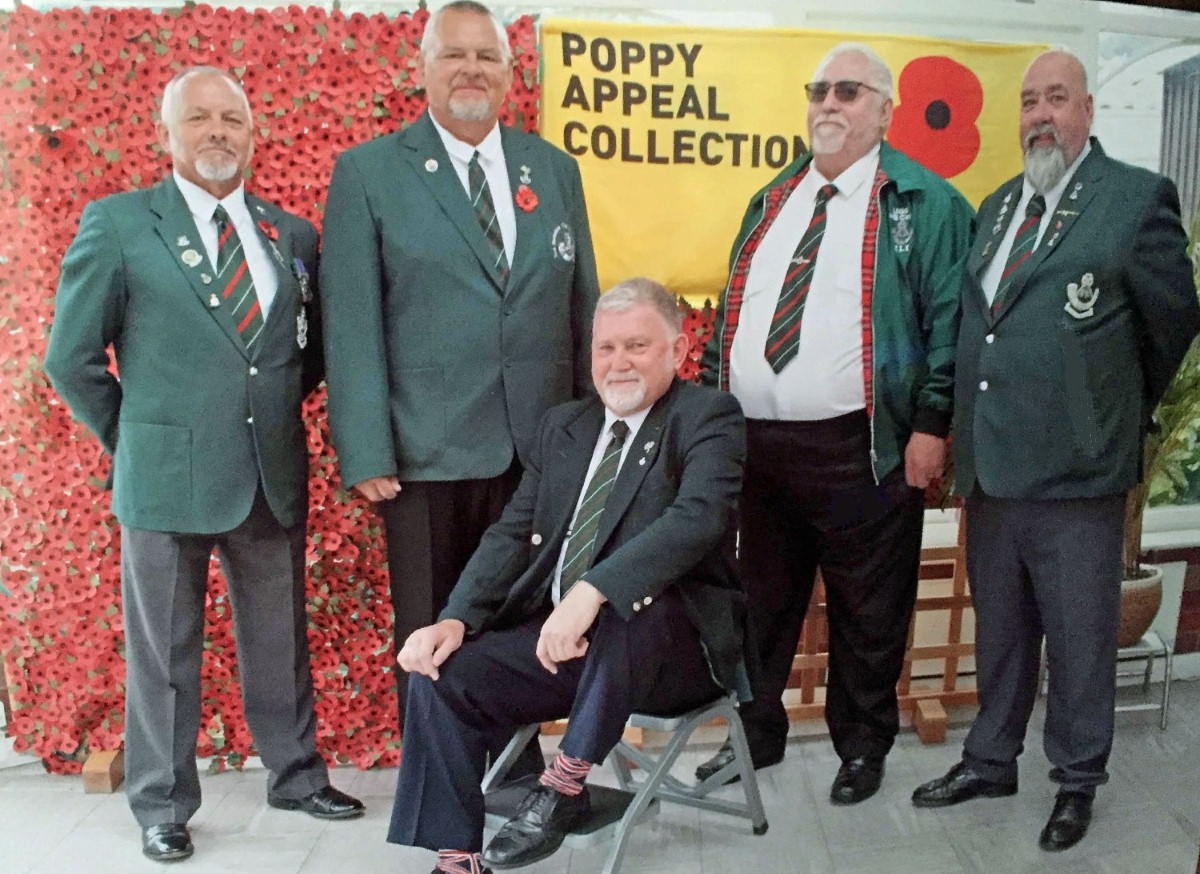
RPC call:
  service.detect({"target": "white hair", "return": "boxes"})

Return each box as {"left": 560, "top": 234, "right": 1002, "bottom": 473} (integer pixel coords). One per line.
{"left": 597, "top": 277, "right": 683, "bottom": 333}
{"left": 422, "top": 1, "right": 512, "bottom": 64}
{"left": 813, "top": 42, "right": 894, "bottom": 100}
{"left": 160, "top": 66, "right": 251, "bottom": 129}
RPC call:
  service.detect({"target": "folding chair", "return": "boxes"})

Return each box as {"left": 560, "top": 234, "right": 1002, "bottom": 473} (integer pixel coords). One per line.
{"left": 483, "top": 693, "right": 769, "bottom": 874}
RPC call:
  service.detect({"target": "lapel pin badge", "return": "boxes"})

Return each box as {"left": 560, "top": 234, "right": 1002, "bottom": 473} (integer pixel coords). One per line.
{"left": 208, "top": 293, "right": 219, "bottom": 308}
{"left": 1064, "top": 272, "right": 1098, "bottom": 319}
{"left": 638, "top": 457, "right": 646, "bottom": 466}
{"left": 181, "top": 249, "right": 202, "bottom": 268}
{"left": 1069, "top": 182, "right": 1082, "bottom": 201}
{"left": 982, "top": 241, "right": 993, "bottom": 259}
{"left": 643, "top": 441, "right": 654, "bottom": 451}
{"left": 201, "top": 274, "right": 212, "bottom": 285}
{"left": 519, "top": 164, "right": 532, "bottom": 185}
{"left": 425, "top": 158, "right": 438, "bottom": 172}
{"left": 176, "top": 235, "right": 190, "bottom": 247}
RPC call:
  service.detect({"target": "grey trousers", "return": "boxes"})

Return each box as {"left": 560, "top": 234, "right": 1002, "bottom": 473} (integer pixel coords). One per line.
{"left": 962, "top": 492, "right": 1124, "bottom": 795}
{"left": 120, "top": 488, "right": 328, "bottom": 827}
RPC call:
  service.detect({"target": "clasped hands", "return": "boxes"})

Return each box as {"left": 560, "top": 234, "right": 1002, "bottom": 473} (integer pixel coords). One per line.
{"left": 396, "top": 582, "right": 607, "bottom": 680}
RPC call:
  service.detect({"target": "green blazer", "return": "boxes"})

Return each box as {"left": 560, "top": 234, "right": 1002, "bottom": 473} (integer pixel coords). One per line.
{"left": 955, "top": 139, "right": 1200, "bottom": 500}
{"left": 319, "top": 113, "right": 600, "bottom": 489}
{"left": 44, "top": 177, "right": 322, "bottom": 533}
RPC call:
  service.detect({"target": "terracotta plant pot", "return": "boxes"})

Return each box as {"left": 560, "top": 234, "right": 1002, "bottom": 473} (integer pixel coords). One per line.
{"left": 1118, "top": 564, "right": 1164, "bottom": 648}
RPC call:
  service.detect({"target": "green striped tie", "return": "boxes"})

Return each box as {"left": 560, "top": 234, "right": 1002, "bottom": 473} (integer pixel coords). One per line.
{"left": 213, "top": 205, "right": 264, "bottom": 347}
{"left": 559, "top": 420, "right": 630, "bottom": 596}
{"left": 469, "top": 150, "right": 509, "bottom": 285}
{"left": 992, "top": 194, "right": 1046, "bottom": 314}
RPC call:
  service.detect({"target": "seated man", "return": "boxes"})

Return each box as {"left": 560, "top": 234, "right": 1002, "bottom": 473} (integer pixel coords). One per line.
{"left": 386, "top": 277, "right": 748, "bottom": 873}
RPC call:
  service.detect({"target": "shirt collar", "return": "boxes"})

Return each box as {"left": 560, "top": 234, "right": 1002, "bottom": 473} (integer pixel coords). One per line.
{"left": 1022, "top": 139, "right": 1092, "bottom": 202}
{"left": 173, "top": 170, "right": 247, "bottom": 225}
{"left": 809, "top": 143, "right": 881, "bottom": 199}
{"left": 429, "top": 113, "right": 504, "bottom": 167}
{"left": 602, "top": 403, "right": 652, "bottom": 446}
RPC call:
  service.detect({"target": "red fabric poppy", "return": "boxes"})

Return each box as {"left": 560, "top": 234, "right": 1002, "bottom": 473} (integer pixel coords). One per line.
{"left": 888, "top": 55, "right": 984, "bottom": 180}
{"left": 514, "top": 184, "right": 538, "bottom": 212}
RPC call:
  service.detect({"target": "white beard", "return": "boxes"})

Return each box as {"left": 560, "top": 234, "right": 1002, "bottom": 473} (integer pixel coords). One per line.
{"left": 1022, "top": 124, "right": 1068, "bottom": 194}
{"left": 195, "top": 153, "right": 241, "bottom": 183}
{"left": 448, "top": 95, "right": 492, "bottom": 123}
{"left": 600, "top": 377, "right": 647, "bottom": 416}
{"left": 810, "top": 119, "right": 847, "bottom": 154}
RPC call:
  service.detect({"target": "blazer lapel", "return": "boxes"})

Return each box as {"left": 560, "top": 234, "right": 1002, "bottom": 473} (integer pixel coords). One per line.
{"left": 549, "top": 401, "right": 607, "bottom": 547}
{"left": 150, "top": 178, "right": 250, "bottom": 361}
{"left": 993, "top": 145, "right": 1105, "bottom": 324}
{"left": 244, "top": 195, "right": 301, "bottom": 355}
{"left": 403, "top": 113, "right": 507, "bottom": 293}
{"left": 502, "top": 127, "right": 536, "bottom": 293}
{"left": 969, "top": 178, "right": 1022, "bottom": 282}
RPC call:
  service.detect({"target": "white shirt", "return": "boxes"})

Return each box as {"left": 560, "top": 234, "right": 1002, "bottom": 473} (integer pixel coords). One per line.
{"left": 173, "top": 172, "right": 279, "bottom": 318}
{"left": 551, "top": 405, "right": 652, "bottom": 604}
{"left": 729, "top": 146, "right": 880, "bottom": 420}
{"left": 430, "top": 115, "right": 517, "bottom": 265}
{"left": 981, "top": 141, "right": 1092, "bottom": 305}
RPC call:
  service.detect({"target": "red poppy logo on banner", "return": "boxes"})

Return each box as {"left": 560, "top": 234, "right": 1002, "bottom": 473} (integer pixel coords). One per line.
{"left": 890, "top": 55, "right": 984, "bottom": 179}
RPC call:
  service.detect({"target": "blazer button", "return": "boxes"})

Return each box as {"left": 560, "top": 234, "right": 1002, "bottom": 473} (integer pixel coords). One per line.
{"left": 985, "top": 334, "right": 995, "bottom": 344}
{"left": 531, "top": 533, "right": 543, "bottom": 545}
{"left": 249, "top": 366, "right": 259, "bottom": 376}
{"left": 979, "top": 381, "right": 989, "bottom": 391}
{"left": 246, "top": 416, "right": 254, "bottom": 424}
{"left": 632, "top": 602, "right": 642, "bottom": 612}
{"left": 643, "top": 596, "right": 652, "bottom": 606}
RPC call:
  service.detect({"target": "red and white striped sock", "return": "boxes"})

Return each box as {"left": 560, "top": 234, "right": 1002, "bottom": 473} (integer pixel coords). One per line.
{"left": 538, "top": 752, "right": 592, "bottom": 796}
{"left": 435, "top": 849, "right": 484, "bottom": 873}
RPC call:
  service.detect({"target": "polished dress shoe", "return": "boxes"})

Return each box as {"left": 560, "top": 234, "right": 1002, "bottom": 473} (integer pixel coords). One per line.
{"left": 694, "top": 740, "right": 784, "bottom": 784}
{"left": 267, "top": 785, "right": 365, "bottom": 820}
{"left": 1038, "top": 792, "right": 1092, "bottom": 851}
{"left": 911, "top": 761, "right": 1017, "bottom": 808}
{"left": 141, "top": 823, "right": 193, "bottom": 862}
{"left": 481, "top": 784, "right": 590, "bottom": 869}
{"left": 830, "top": 756, "right": 884, "bottom": 805}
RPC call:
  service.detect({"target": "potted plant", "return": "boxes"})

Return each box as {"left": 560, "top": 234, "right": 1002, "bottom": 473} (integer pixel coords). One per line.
{"left": 1119, "top": 208, "right": 1200, "bottom": 646}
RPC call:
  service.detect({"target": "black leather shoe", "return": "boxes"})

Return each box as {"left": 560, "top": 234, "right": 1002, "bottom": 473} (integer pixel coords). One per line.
{"left": 267, "top": 785, "right": 365, "bottom": 820}
{"left": 481, "top": 784, "right": 590, "bottom": 869}
{"left": 694, "top": 740, "right": 784, "bottom": 784}
{"left": 1038, "top": 792, "right": 1092, "bottom": 851}
{"left": 912, "top": 761, "right": 1018, "bottom": 808}
{"left": 830, "top": 756, "right": 885, "bottom": 805}
{"left": 141, "top": 824, "right": 193, "bottom": 862}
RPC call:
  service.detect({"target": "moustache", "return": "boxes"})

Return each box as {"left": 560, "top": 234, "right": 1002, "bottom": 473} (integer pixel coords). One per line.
{"left": 1023, "top": 123, "right": 1062, "bottom": 152}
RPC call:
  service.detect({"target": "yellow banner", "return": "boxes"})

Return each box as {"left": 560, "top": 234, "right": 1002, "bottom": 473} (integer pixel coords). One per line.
{"left": 541, "top": 19, "right": 1046, "bottom": 300}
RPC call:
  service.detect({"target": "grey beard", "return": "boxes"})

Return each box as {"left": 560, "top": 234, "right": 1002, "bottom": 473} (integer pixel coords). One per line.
{"left": 448, "top": 96, "right": 493, "bottom": 123}
{"left": 1023, "top": 145, "right": 1067, "bottom": 194}
{"left": 195, "top": 154, "right": 241, "bottom": 183}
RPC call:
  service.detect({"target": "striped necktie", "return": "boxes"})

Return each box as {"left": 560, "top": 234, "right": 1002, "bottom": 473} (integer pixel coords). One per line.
{"left": 559, "top": 420, "right": 630, "bottom": 596}
{"left": 992, "top": 193, "right": 1046, "bottom": 314}
{"left": 469, "top": 150, "right": 509, "bottom": 285}
{"left": 213, "top": 205, "right": 264, "bottom": 347}
{"left": 764, "top": 183, "right": 837, "bottom": 373}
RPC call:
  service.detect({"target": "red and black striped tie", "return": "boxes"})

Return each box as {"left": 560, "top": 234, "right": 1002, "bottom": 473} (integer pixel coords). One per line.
{"left": 213, "top": 205, "right": 264, "bottom": 347}
{"left": 992, "top": 194, "right": 1046, "bottom": 314}
{"left": 764, "top": 183, "right": 837, "bottom": 373}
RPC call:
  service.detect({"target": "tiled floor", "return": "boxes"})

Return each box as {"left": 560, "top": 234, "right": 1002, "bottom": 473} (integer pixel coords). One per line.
{"left": 1, "top": 680, "right": 1197, "bottom": 873}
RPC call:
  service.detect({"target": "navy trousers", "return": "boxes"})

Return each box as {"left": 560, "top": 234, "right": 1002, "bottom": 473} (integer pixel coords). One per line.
{"left": 387, "top": 588, "right": 720, "bottom": 852}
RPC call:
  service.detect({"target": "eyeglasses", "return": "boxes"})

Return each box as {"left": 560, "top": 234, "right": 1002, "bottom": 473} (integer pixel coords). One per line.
{"left": 804, "top": 80, "right": 884, "bottom": 104}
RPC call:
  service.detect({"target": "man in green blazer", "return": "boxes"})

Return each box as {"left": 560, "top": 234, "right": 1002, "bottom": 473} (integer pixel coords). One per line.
{"left": 912, "top": 51, "right": 1200, "bottom": 852}
{"left": 43, "top": 67, "right": 362, "bottom": 863}
{"left": 319, "top": 0, "right": 599, "bottom": 742}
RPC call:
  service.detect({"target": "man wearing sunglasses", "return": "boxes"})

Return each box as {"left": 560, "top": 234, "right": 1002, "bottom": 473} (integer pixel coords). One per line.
{"left": 699, "top": 42, "right": 974, "bottom": 806}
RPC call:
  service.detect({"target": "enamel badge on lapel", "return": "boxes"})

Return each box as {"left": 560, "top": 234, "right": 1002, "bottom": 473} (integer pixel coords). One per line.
{"left": 1064, "top": 272, "right": 1099, "bottom": 319}
{"left": 425, "top": 159, "right": 438, "bottom": 173}
{"left": 643, "top": 441, "right": 654, "bottom": 452}
{"left": 208, "top": 294, "right": 220, "bottom": 308}
{"left": 889, "top": 206, "right": 913, "bottom": 253}
{"left": 551, "top": 223, "right": 576, "bottom": 263}
{"left": 1045, "top": 219, "right": 1064, "bottom": 249}
{"left": 201, "top": 274, "right": 212, "bottom": 285}
{"left": 177, "top": 235, "right": 190, "bottom": 247}
{"left": 181, "top": 249, "right": 202, "bottom": 267}
{"left": 519, "top": 165, "right": 532, "bottom": 185}
{"left": 296, "top": 310, "right": 309, "bottom": 349}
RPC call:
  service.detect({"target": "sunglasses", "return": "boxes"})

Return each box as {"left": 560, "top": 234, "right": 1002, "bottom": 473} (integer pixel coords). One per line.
{"left": 804, "top": 80, "right": 883, "bottom": 104}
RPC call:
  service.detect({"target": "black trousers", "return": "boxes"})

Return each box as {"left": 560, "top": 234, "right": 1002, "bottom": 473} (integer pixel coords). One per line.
{"left": 379, "top": 462, "right": 522, "bottom": 729}
{"left": 962, "top": 492, "right": 1124, "bottom": 795}
{"left": 386, "top": 588, "right": 720, "bottom": 852}
{"left": 737, "top": 412, "right": 925, "bottom": 762}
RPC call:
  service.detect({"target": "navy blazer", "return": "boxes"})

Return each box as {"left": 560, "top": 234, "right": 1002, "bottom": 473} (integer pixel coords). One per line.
{"left": 440, "top": 379, "right": 749, "bottom": 694}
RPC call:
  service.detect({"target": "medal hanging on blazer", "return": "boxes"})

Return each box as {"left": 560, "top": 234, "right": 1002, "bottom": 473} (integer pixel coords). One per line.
{"left": 293, "top": 258, "right": 311, "bottom": 349}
